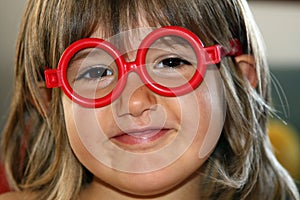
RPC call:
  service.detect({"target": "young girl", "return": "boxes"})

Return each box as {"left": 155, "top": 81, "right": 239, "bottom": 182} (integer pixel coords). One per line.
{"left": 1, "top": 0, "right": 299, "bottom": 199}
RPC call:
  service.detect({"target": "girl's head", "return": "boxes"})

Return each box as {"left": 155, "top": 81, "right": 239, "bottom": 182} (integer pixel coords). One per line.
{"left": 2, "top": 0, "right": 299, "bottom": 199}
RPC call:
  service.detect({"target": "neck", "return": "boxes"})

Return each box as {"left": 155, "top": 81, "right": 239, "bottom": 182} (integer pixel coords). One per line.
{"left": 80, "top": 172, "right": 202, "bottom": 200}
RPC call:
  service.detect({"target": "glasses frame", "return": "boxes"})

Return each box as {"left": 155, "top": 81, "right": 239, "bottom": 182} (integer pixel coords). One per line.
{"left": 44, "top": 26, "right": 242, "bottom": 108}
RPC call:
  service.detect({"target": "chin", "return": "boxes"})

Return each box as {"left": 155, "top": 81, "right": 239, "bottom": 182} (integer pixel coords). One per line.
{"left": 104, "top": 158, "right": 202, "bottom": 198}
{"left": 112, "top": 171, "right": 183, "bottom": 197}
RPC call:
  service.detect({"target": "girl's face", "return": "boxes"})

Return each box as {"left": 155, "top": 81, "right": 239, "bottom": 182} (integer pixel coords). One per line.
{"left": 62, "top": 26, "right": 225, "bottom": 196}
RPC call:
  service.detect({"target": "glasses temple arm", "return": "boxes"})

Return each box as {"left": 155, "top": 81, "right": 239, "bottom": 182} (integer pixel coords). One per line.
{"left": 204, "top": 39, "right": 243, "bottom": 65}
{"left": 44, "top": 69, "right": 62, "bottom": 88}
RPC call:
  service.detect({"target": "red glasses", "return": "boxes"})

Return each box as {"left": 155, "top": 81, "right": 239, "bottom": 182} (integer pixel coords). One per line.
{"left": 44, "top": 26, "right": 242, "bottom": 108}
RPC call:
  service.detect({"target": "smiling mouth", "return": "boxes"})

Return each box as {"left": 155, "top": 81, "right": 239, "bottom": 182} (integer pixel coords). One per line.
{"left": 110, "top": 128, "right": 176, "bottom": 150}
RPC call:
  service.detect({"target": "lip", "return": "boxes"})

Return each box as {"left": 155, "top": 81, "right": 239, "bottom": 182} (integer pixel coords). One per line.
{"left": 111, "top": 128, "right": 173, "bottom": 146}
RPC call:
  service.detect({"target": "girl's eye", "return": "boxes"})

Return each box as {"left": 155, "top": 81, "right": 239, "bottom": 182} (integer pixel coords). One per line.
{"left": 76, "top": 65, "right": 113, "bottom": 81}
{"left": 156, "top": 57, "right": 192, "bottom": 69}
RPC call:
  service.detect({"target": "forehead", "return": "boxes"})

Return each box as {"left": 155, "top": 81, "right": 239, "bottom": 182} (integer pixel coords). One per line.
{"left": 89, "top": 11, "right": 164, "bottom": 53}
{"left": 90, "top": 26, "right": 158, "bottom": 55}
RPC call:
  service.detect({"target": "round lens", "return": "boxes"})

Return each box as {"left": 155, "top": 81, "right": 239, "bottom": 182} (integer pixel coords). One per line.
{"left": 67, "top": 47, "right": 119, "bottom": 100}
{"left": 145, "top": 36, "right": 198, "bottom": 88}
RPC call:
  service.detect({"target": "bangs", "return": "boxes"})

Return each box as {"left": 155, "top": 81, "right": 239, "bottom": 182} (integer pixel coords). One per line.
{"left": 59, "top": 0, "right": 245, "bottom": 48}
{"left": 61, "top": 0, "right": 210, "bottom": 43}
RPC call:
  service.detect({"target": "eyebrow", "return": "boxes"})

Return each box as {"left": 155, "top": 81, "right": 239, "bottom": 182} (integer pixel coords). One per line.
{"left": 155, "top": 37, "right": 191, "bottom": 47}
{"left": 148, "top": 37, "right": 194, "bottom": 53}
{"left": 69, "top": 48, "right": 116, "bottom": 68}
{"left": 66, "top": 49, "right": 110, "bottom": 78}
{"left": 70, "top": 49, "right": 98, "bottom": 63}
{"left": 67, "top": 49, "right": 110, "bottom": 80}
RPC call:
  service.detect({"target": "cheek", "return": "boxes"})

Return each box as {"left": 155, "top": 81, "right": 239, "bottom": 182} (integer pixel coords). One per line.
{"left": 173, "top": 85, "right": 212, "bottom": 160}
{"left": 62, "top": 96, "right": 115, "bottom": 176}
{"left": 193, "top": 69, "right": 225, "bottom": 159}
{"left": 169, "top": 68, "right": 225, "bottom": 162}
{"left": 62, "top": 96, "right": 113, "bottom": 159}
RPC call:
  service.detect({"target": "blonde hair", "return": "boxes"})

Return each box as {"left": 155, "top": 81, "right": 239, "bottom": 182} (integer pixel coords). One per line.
{"left": 1, "top": 0, "right": 299, "bottom": 199}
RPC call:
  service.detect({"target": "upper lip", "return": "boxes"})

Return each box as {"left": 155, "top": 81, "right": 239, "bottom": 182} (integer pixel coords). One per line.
{"left": 111, "top": 126, "right": 171, "bottom": 138}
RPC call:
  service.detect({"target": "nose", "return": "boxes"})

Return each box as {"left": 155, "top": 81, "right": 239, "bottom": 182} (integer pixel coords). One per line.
{"left": 115, "top": 73, "right": 157, "bottom": 117}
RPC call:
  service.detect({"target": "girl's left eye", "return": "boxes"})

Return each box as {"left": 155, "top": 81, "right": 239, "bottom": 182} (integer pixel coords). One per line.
{"left": 156, "top": 57, "right": 192, "bottom": 69}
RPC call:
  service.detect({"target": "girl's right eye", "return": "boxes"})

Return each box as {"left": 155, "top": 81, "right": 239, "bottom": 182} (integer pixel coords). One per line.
{"left": 75, "top": 65, "right": 113, "bottom": 81}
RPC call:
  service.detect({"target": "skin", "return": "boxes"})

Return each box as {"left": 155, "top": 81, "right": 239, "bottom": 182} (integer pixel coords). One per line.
{"left": 62, "top": 27, "right": 226, "bottom": 199}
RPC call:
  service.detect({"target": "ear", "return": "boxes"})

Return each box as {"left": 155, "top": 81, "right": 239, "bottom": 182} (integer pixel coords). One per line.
{"left": 37, "top": 82, "right": 52, "bottom": 112}
{"left": 234, "top": 54, "right": 258, "bottom": 88}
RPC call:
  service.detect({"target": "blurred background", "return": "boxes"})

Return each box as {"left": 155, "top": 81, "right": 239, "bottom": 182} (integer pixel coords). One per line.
{"left": 0, "top": 0, "right": 299, "bottom": 191}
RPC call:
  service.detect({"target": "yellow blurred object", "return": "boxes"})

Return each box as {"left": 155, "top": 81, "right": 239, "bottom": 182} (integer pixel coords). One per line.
{"left": 268, "top": 119, "right": 300, "bottom": 180}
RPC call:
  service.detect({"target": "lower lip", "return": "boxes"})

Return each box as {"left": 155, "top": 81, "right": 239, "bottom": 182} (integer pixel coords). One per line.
{"left": 112, "top": 129, "right": 171, "bottom": 145}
